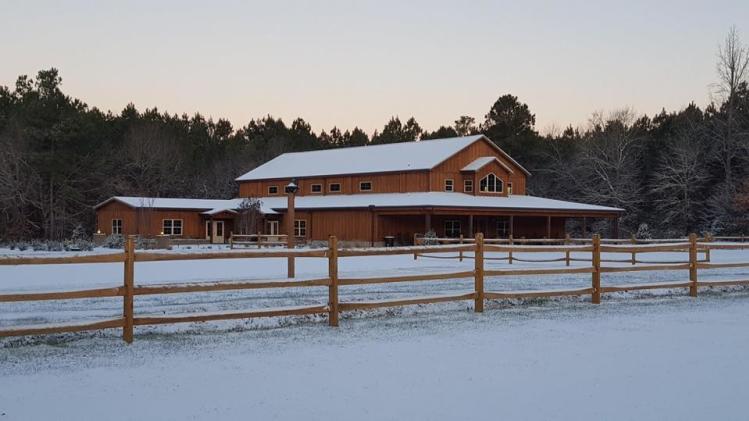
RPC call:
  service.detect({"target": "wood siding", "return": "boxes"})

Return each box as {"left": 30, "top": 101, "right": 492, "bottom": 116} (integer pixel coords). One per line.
{"left": 238, "top": 171, "right": 431, "bottom": 197}
{"left": 96, "top": 201, "right": 229, "bottom": 239}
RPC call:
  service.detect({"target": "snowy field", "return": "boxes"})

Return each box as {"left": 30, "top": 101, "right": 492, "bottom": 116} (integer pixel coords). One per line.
{"left": 1, "top": 246, "right": 749, "bottom": 420}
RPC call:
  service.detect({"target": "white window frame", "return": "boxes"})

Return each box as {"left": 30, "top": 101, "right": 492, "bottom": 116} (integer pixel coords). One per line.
{"left": 162, "top": 219, "right": 183, "bottom": 236}
{"left": 328, "top": 183, "right": 341, "bottom": 193}
{"left": 359, "top": 181, "right": 373, "bottom": 192}
{"left": 479, "top": 173, "right": 503, "bottom": 193}
{"left": 268, "top": 185, "right": 279, "bottom": 195}
{"left": 444, "top": 220, "right": 461, "bottom": 238}
{"left": 464, "top": 179, "right": 473, "bottom": 193}
{"left": 444, "top": 179, "right": 454, "bottom": 192}
{"left": 294, "top": 219, "right": 307, "bottom": 237}
{"left": 310, "top": 183, "right": 323, "bottom": 194}
{"left": 112, "top": 219, "right": 123, "bottom": 235}
{"left": 507, "top": 182, "right": 513, "bottom": 195}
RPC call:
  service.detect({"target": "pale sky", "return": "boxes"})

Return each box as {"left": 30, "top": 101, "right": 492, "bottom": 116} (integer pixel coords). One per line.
{"left": 2, "top": 0, "right": 747, "bottom": 135}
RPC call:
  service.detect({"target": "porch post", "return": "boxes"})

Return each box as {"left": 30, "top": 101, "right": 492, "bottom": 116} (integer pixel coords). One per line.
{"left": 546, "top": 216, "right": 552, "bottom": 239}
{"left": 468, "top": 215, "right": 474, "bottom": 238}
{"left": 286, "top": 180, "right": 298, "bottom": 278}
{"left": 509, "top": 215, "right": 514, "bottom": 238}
{"left": 582, "top": 217, "right": 587, "bottom": 238}
{"left": 209, "top": 218, "right": 214, "bottom": 243}
{"left": 425, "top": 212, "right": 432, "bottom": 234}
{"left": 611, "top": 217, "right": 620, "bottom": 239}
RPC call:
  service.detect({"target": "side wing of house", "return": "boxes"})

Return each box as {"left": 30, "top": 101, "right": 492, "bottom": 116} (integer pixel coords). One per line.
{"left": 95, "top": 200, "right": 208, "bottom": 238}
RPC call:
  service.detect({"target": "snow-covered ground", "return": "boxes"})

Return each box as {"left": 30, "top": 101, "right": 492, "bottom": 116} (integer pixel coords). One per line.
{"left": 1, "top": 246, "right": 748, "bottom": 420}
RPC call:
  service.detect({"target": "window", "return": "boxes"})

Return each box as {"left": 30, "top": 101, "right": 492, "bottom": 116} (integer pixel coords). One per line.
{"left": 112, "top": 219, "right": 123, "bottom": 235}
{"left": 464, "top": 179, "right": 473, "bottom": 193}
{"left": 329, "top": 183, "right": 341, "bottom": 193}
{"left": 162, "top": 219, "right": 183, "bottom": 236}
{"left": 507, "top": 182, "right": 513, "bottom": 195}
{"left": 294, "top": 219, "right": 307, "bottom": 237}
{"left": 497, "top": 217, "right": 510, "bottom": 238}
{"left": 479, "top": 173, "right": 503, "bottom": 193}
{"left": 268, "top": 185, "right": 279, "bottom": 195}
{"left": 444, "top": 179, "right": 454, "bottom": 192}
{"left": 359, "top": 181, "right": 372, "bottom": 191}
{"left": 444, "top": 220, "right": 461, "bottom": 238}
{"left": 311, "top": 184, "right": 323, "bottom": 194}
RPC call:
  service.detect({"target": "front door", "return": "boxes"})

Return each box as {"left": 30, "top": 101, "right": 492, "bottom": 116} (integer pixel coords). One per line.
{"left": 212, "top": 221, "right": 224, "bottom": 244}
{"left": 266, "top": 220, "right": 279, "bottom": 236}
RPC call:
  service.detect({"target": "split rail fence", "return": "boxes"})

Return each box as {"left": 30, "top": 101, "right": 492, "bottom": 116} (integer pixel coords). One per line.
{"left": 1, "top": 234, "right": 748, "bottom": 343}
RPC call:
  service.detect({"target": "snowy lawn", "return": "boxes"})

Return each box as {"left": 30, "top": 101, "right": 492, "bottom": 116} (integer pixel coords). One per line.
{"left": 1, "top": 246, "right": 749, "bottom": 420}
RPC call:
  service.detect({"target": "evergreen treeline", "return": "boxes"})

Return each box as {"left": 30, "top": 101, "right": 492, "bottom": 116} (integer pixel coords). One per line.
{"left": 1, "top": 30, "right": 748, "bottom": 240}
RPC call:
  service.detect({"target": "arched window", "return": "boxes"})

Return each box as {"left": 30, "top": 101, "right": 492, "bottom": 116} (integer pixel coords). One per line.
{"left": 479, "top": 173, "right": 503, "bottom": 193}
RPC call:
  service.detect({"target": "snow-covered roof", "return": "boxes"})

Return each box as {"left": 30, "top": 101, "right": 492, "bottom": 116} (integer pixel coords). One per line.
{"left": 235, "top": 135, "right": 529, "bottom": 181}
{"left": 96, "top": 193, "right": 623, "bottom": 216}
{"left": 258, "top": 192, "right": 623, "bottom": 214}
{"left": 95, "top": 197, "right": 245, "bottom": 211}
{"left": 461, "top": 156, "right": 514, "bottom": 174}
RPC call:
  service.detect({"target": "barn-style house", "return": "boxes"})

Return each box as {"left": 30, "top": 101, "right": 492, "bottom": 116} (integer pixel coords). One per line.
{"left": 95, "top": 135, "right": 624, "bottom": 245}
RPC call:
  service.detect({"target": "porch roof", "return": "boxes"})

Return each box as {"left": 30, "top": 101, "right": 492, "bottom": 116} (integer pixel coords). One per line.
{"left": 97, "top": 193, "right": 624, "bottom": 217}
{"left": 259, "top": 192, "right": 624, "bottom": 215}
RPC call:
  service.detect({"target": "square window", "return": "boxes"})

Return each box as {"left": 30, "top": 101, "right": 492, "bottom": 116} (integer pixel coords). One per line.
{"left": 311, "top": 184, "right": 322, "bottom": 193}
{"left": 359, "top": 181, "right": 372, "bottom": 191}
{"left": 444, "top": 220, "right": 461, "bottom": 238}
{"left": 444, "top": 179, "right": 454, "bottom": 192}
{"left": 464, "top": 180, "right": 473, "bottom": 192}
{"left": 268, "top": 185, "right": 279, "bottom": 195}
{"left": 329, "top": 183, "right": 341, "bottom": 193}
{"left": 294, "top": 219, "right": 307, "bottom": 237}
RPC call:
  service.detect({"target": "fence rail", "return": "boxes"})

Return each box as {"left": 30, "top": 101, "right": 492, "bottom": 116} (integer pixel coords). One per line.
{"left": 1, "top": 233, "right": 748, "bottom": 342}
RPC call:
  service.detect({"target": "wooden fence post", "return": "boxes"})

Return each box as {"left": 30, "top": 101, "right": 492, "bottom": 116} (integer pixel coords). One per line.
{"left": 705, "top": 233, "right": 712, "bottom": 263}
{"left": 123, "top": 235, "right": 135, "bottom": 343}
{"left": 474, "top": 232, "right": 484, "bottom": 313}
{"left": 508, "top": 235, "right": 513, "bottom": 265}
{"left": 564, "top": 233, "right": 570, "bottom": 266}
{"left": 630, "top": 234, "right": 637, "bottom": 265}
{"left": 592, "top": 234, "right": 601, "bottom": 304}
{"left": 689, "top": 233, "right": 698, "bottom": 297}
{"left": 413, "top": 233, "right": 418, "bottom": 260}
{"left": 328, "top": 236, "right": 339, "bottom": 326}
{"left": 459, "top": 234, "right": 464, "bottom": 262}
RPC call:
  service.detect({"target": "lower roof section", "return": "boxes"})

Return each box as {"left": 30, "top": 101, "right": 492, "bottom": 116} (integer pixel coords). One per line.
{"left": 97, "top": 193, "right": 624, "bottom": 217}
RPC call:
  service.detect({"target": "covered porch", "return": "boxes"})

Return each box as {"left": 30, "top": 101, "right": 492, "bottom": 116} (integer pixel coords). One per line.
{"left": 378, "top": 208, "right": 622, "bottom": 245}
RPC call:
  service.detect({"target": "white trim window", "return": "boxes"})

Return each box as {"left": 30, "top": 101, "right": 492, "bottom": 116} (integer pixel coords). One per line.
{"left": 464, "top": 179, "right": 473, "bottom": 193}
{"left": 311, "top": 184, "right": 323, "bottom": 194}
{"left": 329, "top": 183, "right": 341, "bottom": 193}
{"left": 162, "top": 219, "right": 183, "bottom": 236}
{"left": 268, "top": 185, "right": 279, "bottom": 195}
{"left": 507, "top": 182, "right": 513, "bottom": 195}
{"left": 444, "top": 179, "right": 454, "bottom": 192}
{"left": 359, "top": 181, "right": 373, "bottom": 191}
{"left": 444, "top": 220, "right": 461, "bottom": 238}
{"left": 112, "top": 219, "right": 123, "bottom": 235}
{"left": 479, "top": 173, "right": 503, "bottom": 193}
{"left": 294, "top": 219, "right": 307, "bottom": 237}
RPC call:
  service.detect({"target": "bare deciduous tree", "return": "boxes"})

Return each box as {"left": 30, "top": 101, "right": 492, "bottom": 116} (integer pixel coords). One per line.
{"left": 650, "top": 123, "right": 709, "bottom": 232}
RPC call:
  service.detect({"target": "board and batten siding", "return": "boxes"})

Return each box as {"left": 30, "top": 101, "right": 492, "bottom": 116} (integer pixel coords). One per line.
{"left": 238, "top": 171, "right": 431, "bottom": 197}
{"left": 238, "top": 138, "right": 527, "bottom": 197}
{"left": 96, "top": 201, "right": 207, "bottom": 238}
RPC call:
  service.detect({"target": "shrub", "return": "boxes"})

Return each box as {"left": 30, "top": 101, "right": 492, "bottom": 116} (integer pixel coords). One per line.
{"left": 422, "top": 230, "right": 439, "bottom": 246}
{"left": 103, "top": 234, "right": 124, "bottom": 249}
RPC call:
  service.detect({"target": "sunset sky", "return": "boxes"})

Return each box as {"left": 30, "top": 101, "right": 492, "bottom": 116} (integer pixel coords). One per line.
{"left": 2, "top": 0, "right": 747, "bottom": 134}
